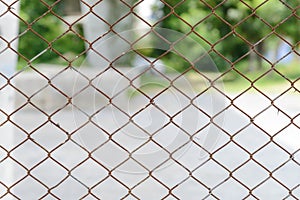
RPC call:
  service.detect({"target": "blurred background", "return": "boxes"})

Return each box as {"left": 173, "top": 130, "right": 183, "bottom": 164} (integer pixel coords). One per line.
{"left": 17, "top": 0, "right": 299, "bottom": 92}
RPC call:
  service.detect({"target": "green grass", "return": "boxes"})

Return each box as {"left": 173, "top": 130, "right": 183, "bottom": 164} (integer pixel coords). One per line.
{"left": 222, "top": 60, "right": 300, "bottom": 93}
{"left": 127, "top": 60, "right": 300, "bottom": 96}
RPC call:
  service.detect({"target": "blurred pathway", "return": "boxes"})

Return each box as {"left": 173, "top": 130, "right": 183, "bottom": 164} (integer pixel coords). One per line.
{"left": 1, "top": 91, "right": 300, "bottom": 199}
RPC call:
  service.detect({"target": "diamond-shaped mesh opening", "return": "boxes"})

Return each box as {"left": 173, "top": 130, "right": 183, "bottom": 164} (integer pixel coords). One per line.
{"left": 132, "top": 0, "right": 165, "bottom": 27}
{"left": 252, "top": 178, "right": 289, "bottom": 199}
{"left": 92, "top": 177, "right": 128, "bottom": 199}
{"left": 233, "top": 124, "right": 270, "bottom": 153}
{"left": 256, "top": 0, "right": 293, "bottom": 24}
{"left": 0, "top": 158, "right": 27, "bottom": 186}
{"left": 174, "top": 177, "right": 210, "bottom": 199}
{"left": 273, "top": 91, "right": 300, "bottom": 117}
{"left": 253, "top": 69, "right": 292, "bottom": 96}
{"left": 212, "top": 178, "right": 249, "bottom": 199}
{"left": 30, "top": 158, "right": 68, "bottom": 187}
{"left": 51, "top": 31, "right": 86, "bottom": 65}
{"left": 235, "top": 16, "right": 272, "bottom": 43}
{"left": 215, "top": 33, "right": 250, "bottom": 63}
{"left": 11, "top": 105, "right": 48, "bottom": 133}
{"left": 213, "top": 142, "right": 250, "bottom": 171}
{"left": 273, "top": 160, "right": 300, "bottom": 189}
{"left": 274, "top": 59, "right": 300, "bottom": 81}
{"left": 51, "top": 140, "right": 89, "bottom": 170}
{"left": 132, "top": 177, "right": 169, "bottom": 199}
{"left": 254, "top": 106, "right": 291, "bottom": 135}
{"left": 12, "top": 176, "right": 48, "bottom": 199}
{"left": 10, "top": 140, "right": 47, "bottom": 169}
{"left": 192, "top": 159, "right": 229, "bottom": 188}
{"left": 253, "top": 141, "right": 290, "bottom": 171}
{"left": 232, "top": 88, "right": 271, "bottom": 117}
{"left": 51, "top": 176, "right": 88, "bottom": 199}
{"left": 0, "top": 0, "right": 299, "bottom": 199}
{"left": 195, "top": 15, "right": 231, "bottom": 45}
{"left": 71, "top": 158, "right": 108, "bottom": 187}
{"left": 273, "top": 125, "right": 300, "bottom": 153}
{"left": 233, "top": 160, "right": 269, "bottom": 189}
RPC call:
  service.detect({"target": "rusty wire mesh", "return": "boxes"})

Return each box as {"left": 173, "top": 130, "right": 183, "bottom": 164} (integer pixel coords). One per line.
{"left": 0, "top": 0, "right": 300, "bottom": 199}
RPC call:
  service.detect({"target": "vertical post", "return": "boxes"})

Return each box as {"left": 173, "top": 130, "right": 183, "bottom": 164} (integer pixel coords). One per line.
{"left": 0, "top": 0, "right": 20, "bottom": 195}
{"left": 80, "top": 0, "right": 134, "bottom": 68}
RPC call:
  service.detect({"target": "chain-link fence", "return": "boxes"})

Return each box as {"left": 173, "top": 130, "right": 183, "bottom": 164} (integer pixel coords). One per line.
{"left": 0, "top": 0, "right": 300, "bottom": 199}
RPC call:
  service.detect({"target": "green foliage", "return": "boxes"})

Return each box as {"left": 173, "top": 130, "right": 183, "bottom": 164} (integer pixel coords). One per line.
{"left": 18, "top": 0, "right": 85, "bottom": 68}
{"left": 157, "top": 0, "right": 299, "bottom": 72}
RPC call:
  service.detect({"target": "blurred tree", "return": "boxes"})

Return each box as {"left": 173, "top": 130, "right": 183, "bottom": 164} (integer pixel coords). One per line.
{"left": 263, "top": 0, "right": 300, "bottom": 63}
{"left": 158, "top": 0, "right": 248, "bottom": 72}
{"left": 18, "top": 0, "right": 85, "bottom": 66}
{"left": 231, "top": 0, "right": 298, "bottom": 70}
{"left": 157, "top": 0, "right": 299, "bottom": 72}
